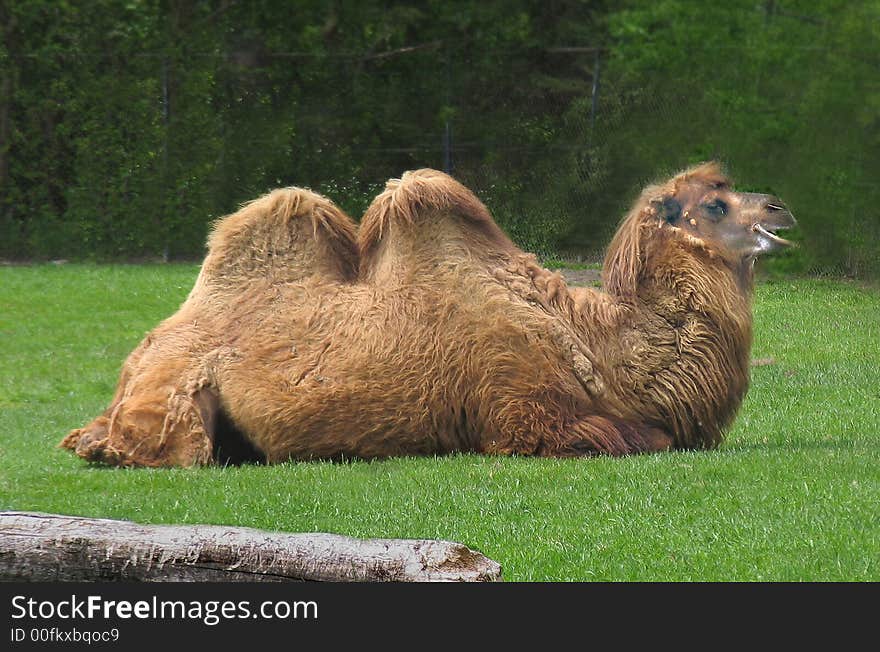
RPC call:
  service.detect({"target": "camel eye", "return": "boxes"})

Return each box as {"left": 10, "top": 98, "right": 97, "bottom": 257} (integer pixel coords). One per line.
{"left": 704, "top": 199, "right": 727, "bottom": 219}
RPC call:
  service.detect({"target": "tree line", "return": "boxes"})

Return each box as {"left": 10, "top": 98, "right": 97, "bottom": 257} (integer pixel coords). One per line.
{"left": 1, "top": 1, "right": 877, "bottom": 276}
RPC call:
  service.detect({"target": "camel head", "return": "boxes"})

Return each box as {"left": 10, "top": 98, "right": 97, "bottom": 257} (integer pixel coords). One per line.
{"left": 603, "top": 162, "right": 796, "bottom": 296}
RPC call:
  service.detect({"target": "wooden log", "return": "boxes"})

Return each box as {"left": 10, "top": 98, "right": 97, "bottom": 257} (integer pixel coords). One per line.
{"left": 0, "top": 511, "right": 502, "bottom": 582}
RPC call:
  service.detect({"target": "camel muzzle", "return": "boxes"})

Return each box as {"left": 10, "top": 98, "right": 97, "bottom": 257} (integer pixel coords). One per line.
{"left": 752, "top": 196, "right": 796, "bottom": 251}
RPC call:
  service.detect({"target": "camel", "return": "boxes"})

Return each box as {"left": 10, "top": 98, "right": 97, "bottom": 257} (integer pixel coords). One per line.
{"left": 60, "top": 162, "right": 795, "bottom": 466}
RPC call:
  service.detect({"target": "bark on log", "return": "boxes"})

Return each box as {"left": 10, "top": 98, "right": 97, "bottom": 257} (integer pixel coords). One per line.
{"left": 0, "top": 512, "right": 502, "bottom": 582}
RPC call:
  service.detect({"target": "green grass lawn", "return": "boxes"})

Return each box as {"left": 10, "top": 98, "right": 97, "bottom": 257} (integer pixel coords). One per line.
{"left": 1, "top": 264, "right": 877, "bottom": 581}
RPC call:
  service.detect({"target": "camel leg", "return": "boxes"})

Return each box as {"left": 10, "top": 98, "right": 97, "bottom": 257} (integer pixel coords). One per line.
{"left": 61, "top": 337, "right": 147, "bottom": 463}
{"left": 191, "top": 385, "right": 265, "bottom": 465}
{"left": 476, "top": 392, "right": 673, "bottom": 458}
{"left": 60, "top": 339, "right": 213, "bottom": 468}
{"left": 537, "top": 415, "right": 673, "bottom": 457}
{"left": 62, "top": 381, "right": 212, "bottom": 468}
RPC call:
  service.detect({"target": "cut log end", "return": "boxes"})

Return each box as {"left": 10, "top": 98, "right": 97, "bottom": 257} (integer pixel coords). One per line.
{"left": 0, "top": 511, "right": 502, "bottom": 582}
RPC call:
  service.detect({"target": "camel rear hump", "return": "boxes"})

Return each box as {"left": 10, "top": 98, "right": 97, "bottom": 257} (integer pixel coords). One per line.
{"left": 198, "top": 187, "right": 359, "bottom": 289}
{"left": 358, "top": 169, "right": 517, "bottom": 280}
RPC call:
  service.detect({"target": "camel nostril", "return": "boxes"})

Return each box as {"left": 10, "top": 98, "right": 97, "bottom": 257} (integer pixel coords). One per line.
{"left": 762, "top": 200, "right": 796, "bottom": 227}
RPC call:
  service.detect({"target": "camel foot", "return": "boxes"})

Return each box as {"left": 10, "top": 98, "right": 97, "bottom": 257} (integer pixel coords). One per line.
{"left": 60, "top": 417, "right": 128, "bottom": 466}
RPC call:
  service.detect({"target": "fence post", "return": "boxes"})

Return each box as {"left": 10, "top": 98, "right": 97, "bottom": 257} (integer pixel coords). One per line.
{"left": 589, "top": 49, "right": 601, "bottom": 143}
{"left": 443, "top": 51, "right": 454, "bottom": 174}
{"left": 443, "top": 121, "right": 453, "bottom": 174}
{"left": 161, "top": 57, "right": 170, "bottom": 262}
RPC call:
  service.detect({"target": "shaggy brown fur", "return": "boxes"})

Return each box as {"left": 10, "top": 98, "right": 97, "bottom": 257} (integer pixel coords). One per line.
{"left": 61, "top": 163, "right": 794, "bottom": 466}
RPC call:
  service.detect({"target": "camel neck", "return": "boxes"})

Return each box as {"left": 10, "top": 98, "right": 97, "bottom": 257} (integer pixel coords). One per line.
{"left": 596, "top": 255, "right": 754, "bottom": 449}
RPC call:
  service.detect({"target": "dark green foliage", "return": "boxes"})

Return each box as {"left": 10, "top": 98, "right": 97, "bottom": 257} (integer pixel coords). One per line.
{"left": 0, "top": 1, "right": 876, "bottom": 275}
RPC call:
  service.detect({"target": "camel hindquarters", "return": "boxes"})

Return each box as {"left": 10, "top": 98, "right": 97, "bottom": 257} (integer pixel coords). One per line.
{"left": 60, "top": 186, "right": 362, "bottom": 468}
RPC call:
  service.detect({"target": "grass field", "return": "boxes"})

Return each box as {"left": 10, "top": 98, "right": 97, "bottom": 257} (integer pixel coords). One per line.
{"left": 0, "top": 264, "right": 877, "bottom": 581}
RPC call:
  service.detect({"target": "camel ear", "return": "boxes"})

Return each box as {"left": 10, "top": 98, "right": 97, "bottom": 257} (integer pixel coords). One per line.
{"left": 655, "top": 197, "right": 682, "bottom": 224}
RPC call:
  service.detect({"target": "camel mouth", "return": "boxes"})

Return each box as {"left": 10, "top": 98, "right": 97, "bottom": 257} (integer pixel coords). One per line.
{"left": 752, "top": 223, "right": 795, "bottom": 250}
